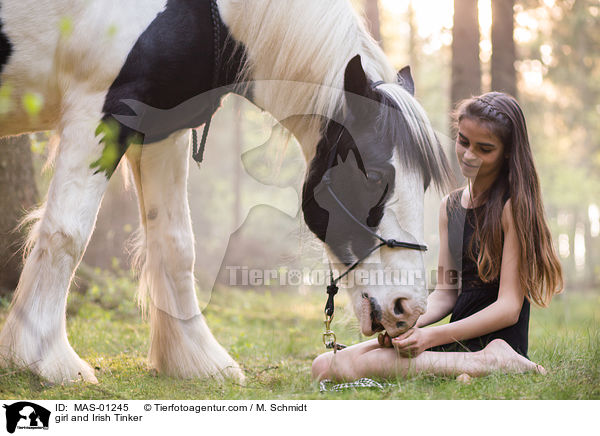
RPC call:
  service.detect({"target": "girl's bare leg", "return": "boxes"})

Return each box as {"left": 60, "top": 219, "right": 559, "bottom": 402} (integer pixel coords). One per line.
{"left": 312, "top": 338, "right": 545, "bottom": 382}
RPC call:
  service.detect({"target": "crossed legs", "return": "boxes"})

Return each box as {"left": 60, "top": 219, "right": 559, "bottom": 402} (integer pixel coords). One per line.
{"left": 312, "top": 338, "right": 545, "bottom": 382}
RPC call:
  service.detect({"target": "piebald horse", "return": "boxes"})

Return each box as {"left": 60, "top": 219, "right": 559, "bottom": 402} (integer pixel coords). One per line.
{"left": 0, "top": 0, "right": 452, "bottom": 383}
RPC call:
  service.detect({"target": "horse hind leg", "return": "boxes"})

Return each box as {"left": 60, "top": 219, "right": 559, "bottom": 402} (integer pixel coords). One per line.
{"left": 128, "top": 131, "right": 244, "bottom": 383}
{"left": 0, "top": 109, "right": 111, "bottom": 384}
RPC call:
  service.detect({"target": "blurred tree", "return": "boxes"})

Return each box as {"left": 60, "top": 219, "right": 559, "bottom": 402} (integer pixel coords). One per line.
{"left": 451, "top": 0, "right": 481, "bottom": 107}
{"left": 451, "top": 0, "right": 481, "bottom": 180}
{"left": 407, "top": 0, "right": 418, "bottom": 71}
{"left": 82, "top": 170, "right": 138, "bottom": 274}
{"left": 364, "top": 0, "right": 383, "bottom": 47}
{"left": 0, "top": 135, "right": 38, "bottom": 296}
{"left": 545, "top": 0, "right": 600, "bottom": 288}
{"left": 518, "top": 0, "right": 600, "bottom": 288}
{"left": 491, "top": 0, "right": 517, "bottom": 97}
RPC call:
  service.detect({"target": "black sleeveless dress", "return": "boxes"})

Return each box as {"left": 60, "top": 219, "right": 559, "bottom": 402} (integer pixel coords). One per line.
{"left": 429, "top": 189, "right": 530, "bottom": 357}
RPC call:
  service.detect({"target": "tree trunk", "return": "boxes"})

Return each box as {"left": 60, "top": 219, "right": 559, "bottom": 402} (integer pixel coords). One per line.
{"left": 491, "top": 0, "right": 517, "bottom": 97}
{"left": 451, "top": 0, "right": 481, "bottom": 180}
{"left": 452, "top": 0, "right": 481, "bottom": 105}
{"left": 81, "top": 171, "right": 139, "bottom": 273}
{"left": 364, "top": 0, "right": 383, "bottom": 48}
{"left": 568, "top": 210, "right": 578, "bottom": 288}
{"left": 584, "top": 205, "right": 597, "bottom": 289}
{"left": 407, "top": 0, "right": 418, "bottom": 72}
{"left": 0, "top": 135, "right": 38, "bottom": 296}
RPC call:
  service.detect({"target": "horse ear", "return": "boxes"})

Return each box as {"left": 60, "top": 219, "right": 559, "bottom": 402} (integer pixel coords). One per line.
{"left": 344, "top": 54, "right": 368, "bottom": 97}
{"left": 397, "top": 66, "right": 415, "bottom": 96}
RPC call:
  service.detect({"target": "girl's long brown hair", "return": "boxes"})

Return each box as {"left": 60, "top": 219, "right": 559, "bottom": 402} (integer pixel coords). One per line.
{"left": 454, "top": 92, "right": 563, "bottom": 307}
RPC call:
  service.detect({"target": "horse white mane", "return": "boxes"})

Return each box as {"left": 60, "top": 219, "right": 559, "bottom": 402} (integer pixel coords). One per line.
{"left": 378, "top": 83, "right": 451, "bottom": 192}
{"left": 219, "top": 0, "right": 395, "bottom": 128}
{"left": 219, "top": 0, "right": 447, "bottom": 190}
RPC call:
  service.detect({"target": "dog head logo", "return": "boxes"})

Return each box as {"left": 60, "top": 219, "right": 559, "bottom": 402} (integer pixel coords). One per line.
{"left": 2, "top": 402, "right": 50, "bottom": 433}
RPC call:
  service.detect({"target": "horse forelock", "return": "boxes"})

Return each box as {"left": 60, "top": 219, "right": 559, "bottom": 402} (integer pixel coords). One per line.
{"left": 376, "top": 84, "right": 453, "bottom": 194}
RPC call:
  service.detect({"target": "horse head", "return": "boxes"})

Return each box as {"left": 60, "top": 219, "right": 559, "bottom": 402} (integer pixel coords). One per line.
{"left": 303, "top": 55, "right": 452, "bottom": 338}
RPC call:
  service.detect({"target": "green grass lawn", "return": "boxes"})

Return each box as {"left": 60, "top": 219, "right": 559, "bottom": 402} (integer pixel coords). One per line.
{"left": 0, "top": 274, "right": 598, "bottom": 400}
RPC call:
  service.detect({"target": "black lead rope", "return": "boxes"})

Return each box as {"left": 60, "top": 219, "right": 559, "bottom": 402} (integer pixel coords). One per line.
{"left": 321, "top": 140, "right": 428, "bottom": 351}
{"left": 192, "top": 0, "right": 222, "bottom": 165}
{"left": 192, "top": 120, "right": 212, "bottom": 164}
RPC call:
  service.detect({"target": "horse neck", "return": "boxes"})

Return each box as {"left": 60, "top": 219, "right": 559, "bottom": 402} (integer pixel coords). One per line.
{"left": 218, "top": 0, "right": 395, "bottom": 162}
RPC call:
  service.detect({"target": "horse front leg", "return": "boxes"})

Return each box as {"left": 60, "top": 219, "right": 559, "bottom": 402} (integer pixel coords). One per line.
{"left": 0, "top": 109, "right": 110, "bottom": 384}
{"left": 129, "top": 130, "right": 244, "bottom": 383}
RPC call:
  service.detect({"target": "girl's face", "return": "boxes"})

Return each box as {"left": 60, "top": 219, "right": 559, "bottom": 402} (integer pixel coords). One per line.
{"left": 455, "top": 117, "right": 506, "bottom": 182}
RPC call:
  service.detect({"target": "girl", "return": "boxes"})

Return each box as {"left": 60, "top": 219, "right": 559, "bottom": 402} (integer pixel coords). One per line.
{"left": 312, "top": 92, "right": 563, "bottom": 381}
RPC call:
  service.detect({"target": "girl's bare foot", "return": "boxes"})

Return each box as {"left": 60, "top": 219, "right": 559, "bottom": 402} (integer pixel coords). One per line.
{"left": 482, "top": 339, "right": 546, "bottom": 375}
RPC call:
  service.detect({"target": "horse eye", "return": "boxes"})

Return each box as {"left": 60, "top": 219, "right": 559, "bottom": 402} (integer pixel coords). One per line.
{"left": 367, "top": 171, "right": 383, "bottom": 183}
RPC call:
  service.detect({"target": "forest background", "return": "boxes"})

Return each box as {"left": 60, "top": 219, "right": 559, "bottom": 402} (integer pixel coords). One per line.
{"left": 0, "top": 0, "right": 598, "bottom": 303}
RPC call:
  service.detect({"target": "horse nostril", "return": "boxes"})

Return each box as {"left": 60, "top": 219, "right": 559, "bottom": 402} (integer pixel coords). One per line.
{"left": 394, "top": 298, "right": 404, "bottom": 315}
{"left": 371, "top": 321, "right": 384, "bottom": 332}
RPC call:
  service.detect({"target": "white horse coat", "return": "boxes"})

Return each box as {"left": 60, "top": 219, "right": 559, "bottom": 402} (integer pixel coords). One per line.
{"left": 0, "top": 0, "right": 451, "bottom": 384}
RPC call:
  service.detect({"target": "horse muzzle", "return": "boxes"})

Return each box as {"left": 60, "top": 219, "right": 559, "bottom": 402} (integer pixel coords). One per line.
{"left": 360, "top": 292, "right": 422, "bottom": 338}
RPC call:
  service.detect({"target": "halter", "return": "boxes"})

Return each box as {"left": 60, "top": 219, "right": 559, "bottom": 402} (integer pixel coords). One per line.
{"left": 320, "top": 98, "right": 428, "bottom": 351}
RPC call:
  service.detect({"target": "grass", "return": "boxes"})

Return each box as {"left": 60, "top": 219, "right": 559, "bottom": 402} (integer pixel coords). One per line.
{"left": 0, "top": 274, "right": 598, "bottom": 400}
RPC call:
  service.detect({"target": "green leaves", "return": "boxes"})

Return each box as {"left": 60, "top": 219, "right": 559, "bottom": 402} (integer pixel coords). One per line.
{"left": 59, "top": 16, "right": 74, "bottom": 38}
{"left": 91, "top": 119, "right": 123, "bottom": 177}
{"left": 22, "top": 92, "right": 44, "bottom": 117}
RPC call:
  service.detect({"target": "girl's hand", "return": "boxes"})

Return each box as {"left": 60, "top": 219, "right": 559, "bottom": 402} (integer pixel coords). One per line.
{"left": 391, "top": 328, "right": 431, "bottom": 357}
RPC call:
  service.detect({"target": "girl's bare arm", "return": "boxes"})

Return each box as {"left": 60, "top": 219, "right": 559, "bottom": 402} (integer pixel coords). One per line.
{"left": 415, "top": 195, "right": 459, "bottom": 328}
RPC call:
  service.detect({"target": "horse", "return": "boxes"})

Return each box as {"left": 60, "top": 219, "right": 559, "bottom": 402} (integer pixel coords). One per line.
{"left": 0, "top": 0, "right": 452, "bottom": 384}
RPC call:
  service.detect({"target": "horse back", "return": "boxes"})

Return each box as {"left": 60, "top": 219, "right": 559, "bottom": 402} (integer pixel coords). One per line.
{"left": 0, "top": 0, "right": 168, "bottom": 135}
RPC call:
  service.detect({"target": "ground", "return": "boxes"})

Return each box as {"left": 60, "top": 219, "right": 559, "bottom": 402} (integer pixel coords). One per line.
{"left": 0, "top": 270, "right": 598, "bottom": 399}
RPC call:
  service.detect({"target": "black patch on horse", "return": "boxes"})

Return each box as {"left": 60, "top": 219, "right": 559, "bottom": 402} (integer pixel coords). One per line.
{"left": 94, "top": 0, "right": 246, "bottom": 176}
{"left": 302, "top": 57, "right": 403, "bottom": 264}
{"left": 0, "top": 6, "right": 14, "bottom": 80}
{"left": 301, "top": 55, "right": 441, "bottom": 265}
{"left": 302, "top": 117, "right": 396, "bottom": 265}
